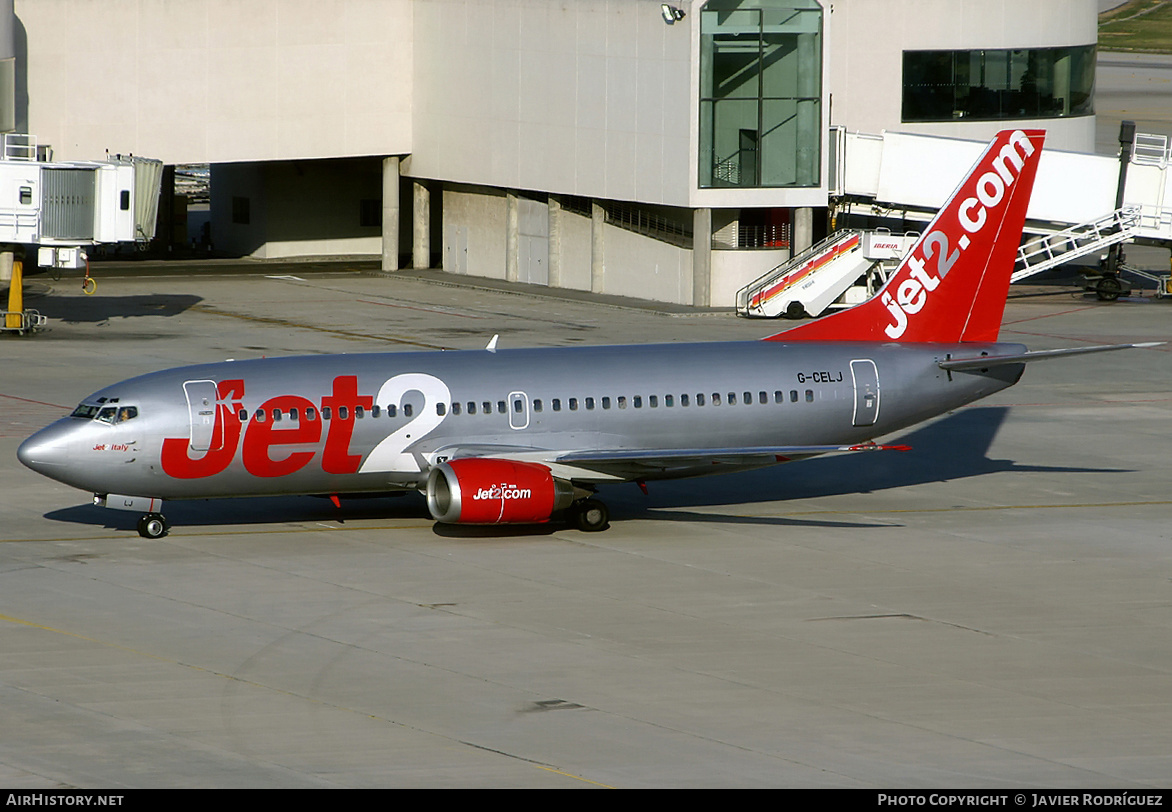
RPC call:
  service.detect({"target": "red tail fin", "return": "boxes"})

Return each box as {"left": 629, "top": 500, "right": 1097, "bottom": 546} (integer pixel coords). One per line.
{"left": 769, "top": 129, "right": 1045, "bottom": 343}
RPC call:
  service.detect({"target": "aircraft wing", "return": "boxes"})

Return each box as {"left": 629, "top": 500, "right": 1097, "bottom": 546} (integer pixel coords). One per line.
{"left": 939, "top": 342, "right": 1163, "bottom": 371}
{"left": 551, "top": 442, "right": 910, "bottom": 478}
{"left": 433, "top": 441, "right": 910, "bottom": 481}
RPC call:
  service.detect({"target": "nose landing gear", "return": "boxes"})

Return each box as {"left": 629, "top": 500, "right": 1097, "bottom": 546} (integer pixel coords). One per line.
{"left": 136, "top": 513, "right": 169, "bottom": 539}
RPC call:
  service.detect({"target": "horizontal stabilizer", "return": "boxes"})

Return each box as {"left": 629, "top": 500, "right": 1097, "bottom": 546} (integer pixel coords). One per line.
{"left": 938, "top": 342, "right": 1164, "bottom": 371}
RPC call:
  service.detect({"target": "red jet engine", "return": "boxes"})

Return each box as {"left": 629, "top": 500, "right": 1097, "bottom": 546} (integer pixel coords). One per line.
{"left": 426, "top": 458, "right": 576, "bottom": 524}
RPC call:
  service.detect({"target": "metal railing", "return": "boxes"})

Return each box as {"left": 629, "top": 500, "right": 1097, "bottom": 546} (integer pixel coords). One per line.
{"left": 712, "top": 223, "right": 791, "bottom": 250}
{"left": 1133, "top": 132, "right": 1170, "bottom": 167}
{"left": 1, "top": 134, "right": 37, "bottom": 161}
{"left": 1012, "top": 207, "right": 1141, "bottom": 282}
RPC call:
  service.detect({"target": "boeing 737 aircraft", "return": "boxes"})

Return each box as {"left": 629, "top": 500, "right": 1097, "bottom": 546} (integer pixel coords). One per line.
{"left": 18, "top": 129, "right": 1157, "bottom": 538}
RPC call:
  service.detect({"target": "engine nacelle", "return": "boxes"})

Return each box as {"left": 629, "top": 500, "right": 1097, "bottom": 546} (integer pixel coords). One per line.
{"left": 426, "top": 458, "right": 575, "bottom": 525}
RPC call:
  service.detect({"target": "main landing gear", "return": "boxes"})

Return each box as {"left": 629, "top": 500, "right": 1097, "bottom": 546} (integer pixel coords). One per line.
{"left": 568, "top": 498, "right": 609, "bottom": 532}
{"left": 136, "top": 512, "right": 170, "bottom": 539}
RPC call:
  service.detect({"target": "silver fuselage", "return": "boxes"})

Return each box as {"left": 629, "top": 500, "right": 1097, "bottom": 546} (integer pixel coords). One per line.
{"left": 18, "top": 339, "right": 1025, "bottom": 500}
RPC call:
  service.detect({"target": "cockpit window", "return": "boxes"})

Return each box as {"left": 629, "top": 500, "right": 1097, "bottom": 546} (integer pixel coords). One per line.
{"left": 72, "top": 403, "right": 138, "bottom": 423}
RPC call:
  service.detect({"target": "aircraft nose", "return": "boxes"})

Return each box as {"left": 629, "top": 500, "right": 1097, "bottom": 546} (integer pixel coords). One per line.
{"left": 17, "top": 423, "right": 73, "bottom": 473}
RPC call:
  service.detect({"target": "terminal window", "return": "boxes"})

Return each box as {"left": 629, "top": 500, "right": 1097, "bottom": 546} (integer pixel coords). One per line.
{"left": 902, "top": 45, "right": 1095, "bottom": 123}
{"left": 699, "top": 0, "right": 823, "bottom": 188}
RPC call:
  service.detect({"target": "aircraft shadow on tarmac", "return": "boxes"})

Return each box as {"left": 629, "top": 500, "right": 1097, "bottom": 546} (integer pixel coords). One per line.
{"left": 25, "top": 292, "right": 204, "bottom": 324}
{"left": 41, "top": 407, "right": 1128, "bottom": 536}
{"left": 608, "top": 406, "right": 1128, "bottom": 526}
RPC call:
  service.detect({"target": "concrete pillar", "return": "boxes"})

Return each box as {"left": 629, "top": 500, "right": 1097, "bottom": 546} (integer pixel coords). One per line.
{"left": 591, "top": 200, "right": 605, "bottom": 293}
{"left": 506, "top": 191, "right": 519, "bottom": 283}
{"left": 381, "top": 156, "right": 400, "bottom": 271}
{"left": 794, "top": 207, "right": 814, "bottom": 254}
{"left": 412, "top": 179, "right": 430, "bottom": 270}
{"left": 692, "top": 207, "right": 712, "bottom": 307}
{"left": 548, "top": 194, "right": 563, "bottom": 288}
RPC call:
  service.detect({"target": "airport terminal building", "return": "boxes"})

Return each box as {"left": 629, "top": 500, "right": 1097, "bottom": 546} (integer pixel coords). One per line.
{"left": 14, "top": 0, "right": 1098, "bottom": 306}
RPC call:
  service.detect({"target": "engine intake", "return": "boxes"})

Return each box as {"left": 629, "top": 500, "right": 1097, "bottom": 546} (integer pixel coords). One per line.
{"left": 426, "top": 458, "right": 575, "bottom": 525}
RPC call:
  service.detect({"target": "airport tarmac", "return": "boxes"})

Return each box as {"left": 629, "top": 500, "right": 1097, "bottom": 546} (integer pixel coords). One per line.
{"left": 1, "top": 264, "right": 1171, "bottom": 788}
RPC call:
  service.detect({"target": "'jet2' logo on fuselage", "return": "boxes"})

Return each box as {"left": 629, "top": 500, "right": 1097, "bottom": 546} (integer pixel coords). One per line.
{"left": 881, "top": 130, "right": 1035, "bottom": 340}
{"left": 161, "top": 374, "right": 449, "bottom": 479}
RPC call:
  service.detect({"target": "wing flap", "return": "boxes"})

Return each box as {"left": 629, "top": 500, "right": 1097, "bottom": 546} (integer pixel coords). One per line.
{"left": 557, "top": 441, "right": 911, "bottom": 470}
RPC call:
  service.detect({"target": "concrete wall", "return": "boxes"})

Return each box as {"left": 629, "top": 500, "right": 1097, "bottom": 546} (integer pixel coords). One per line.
{"left": 556, "top": 207, "right": 594, "bottom": 293}
{"left": 828, "top": 0, "right": 1098, "bottom": 153}
{"left": 598, "top": 223, "right": 693, "bottom": 304}
{"left": 16, "top": 0, "right": 414, "bottom": 163}
{"left": 712, "top": 248, "right": 790, "bottom": 308}
{"left": 443, "top": 181, "right": 696, "bottom": 304}
{"left": 441, "top": 184, "right": 508, "bottom": 279}
{"left": 411, "top": 0, "right": 694, "bottom": 207}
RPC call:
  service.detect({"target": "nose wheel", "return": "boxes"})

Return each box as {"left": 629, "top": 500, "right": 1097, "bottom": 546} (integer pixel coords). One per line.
{"left": 137, "top": 513, "right": 169, "bottom": 539}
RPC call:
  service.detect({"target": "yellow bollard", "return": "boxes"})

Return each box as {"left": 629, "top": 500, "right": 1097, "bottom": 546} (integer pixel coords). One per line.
{"left": 5, "top": 259, "right": 22, "bottom": 330}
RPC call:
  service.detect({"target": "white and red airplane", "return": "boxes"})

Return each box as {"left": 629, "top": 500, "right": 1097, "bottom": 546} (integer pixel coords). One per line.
{"left": 18, "top": 129, "right": 1157, "bottom": 538}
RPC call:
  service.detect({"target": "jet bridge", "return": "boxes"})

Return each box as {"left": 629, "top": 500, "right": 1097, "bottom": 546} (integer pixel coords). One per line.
{"left": 0, "top": 134, "right": 162, "bottom": 334}
{"left": 833, "top": 127, "right": 1172, "bottom": 297}
{"left": 738, "top": 127, "right": 1172, "bottom": 318}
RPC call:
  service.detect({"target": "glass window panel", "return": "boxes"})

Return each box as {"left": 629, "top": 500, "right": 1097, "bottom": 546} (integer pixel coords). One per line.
{"left": 902, "top": 45, "right": 1096, "bottom": 122}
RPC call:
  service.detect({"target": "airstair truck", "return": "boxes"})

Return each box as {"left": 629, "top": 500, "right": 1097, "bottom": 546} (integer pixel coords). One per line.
{"left": 738, "top": 228, "right": 917, "bottom": 318}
